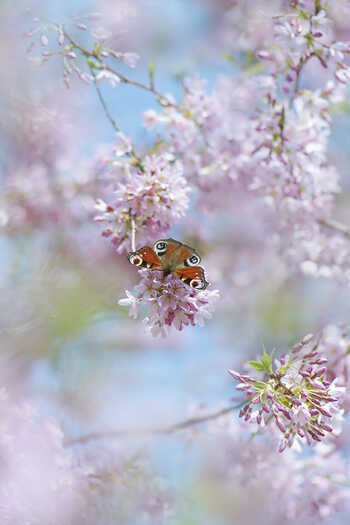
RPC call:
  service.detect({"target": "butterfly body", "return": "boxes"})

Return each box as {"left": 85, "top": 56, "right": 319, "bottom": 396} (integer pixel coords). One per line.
{"left": 127, "top": 238, "right": 208, "bottom": 290}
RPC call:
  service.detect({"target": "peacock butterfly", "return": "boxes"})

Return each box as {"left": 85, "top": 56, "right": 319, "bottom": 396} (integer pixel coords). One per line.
{"left": 127, "top": 238, "right": 209, "bottom": 290}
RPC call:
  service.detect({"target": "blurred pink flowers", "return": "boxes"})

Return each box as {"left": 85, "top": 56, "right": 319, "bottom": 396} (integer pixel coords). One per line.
{"left": 0, "top": 389, "right": 88, "bottom": 525}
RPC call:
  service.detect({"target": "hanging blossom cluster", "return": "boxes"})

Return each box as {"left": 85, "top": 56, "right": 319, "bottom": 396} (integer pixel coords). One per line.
{"left": 229, "top": 332, "right": 345, "bottom": 452}
{"left": 94, "top": 143, "right": 190, "bottom": 253}
{"left": 119, "top": 270, "right": 220, "bottom": 337}
{"left": 0, "top": 388, "right": 89, "bottom": 524}
{"left": 24, "top": 11, "right": 140, "bottom": 89}
{"left": 93, "top": 135, "right": 220, "bottom": 336}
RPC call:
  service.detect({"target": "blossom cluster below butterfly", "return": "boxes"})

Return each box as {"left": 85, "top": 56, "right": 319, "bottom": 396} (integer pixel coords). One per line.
{"left": 127, "top": 238, "right": 209, "bottom": 290}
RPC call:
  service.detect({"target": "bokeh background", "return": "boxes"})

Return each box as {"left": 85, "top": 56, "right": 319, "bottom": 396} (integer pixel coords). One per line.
{"left": 1, "top": 0, "right": 350, "bottom": 523}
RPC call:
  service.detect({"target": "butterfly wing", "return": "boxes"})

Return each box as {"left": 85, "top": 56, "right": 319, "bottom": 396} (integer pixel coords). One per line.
{"left": 173, "top": 265, "right": 209, "bottom": 290}
{"left": 154, "top": 238, "right": 200, "bottom": 267}
{"left": 155, "top": 238, "right": 208, "bottom": 290}
{"left": 127, "top": 246, "right": 164, "bottom": 270}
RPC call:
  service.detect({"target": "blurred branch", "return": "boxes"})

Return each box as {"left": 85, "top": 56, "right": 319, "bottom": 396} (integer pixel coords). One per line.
{"left": 319, "top": 218, "right": 350, "bottom": 238}
{"left": 64, "top": 401, "right": 246, "bottom": 446}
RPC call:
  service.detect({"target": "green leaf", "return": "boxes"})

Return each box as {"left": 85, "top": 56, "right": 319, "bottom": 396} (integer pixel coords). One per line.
{"left": 298, "top": 10, "right": 310, "bottom": 20}
{"left": 223, "top": 53, "right": 241, "bottom": 67}
{"left": 149, "top": 61, "right": 155, "bottom": 86}
{"left": 248, "top": 360, "right": 265, "bottom": 371}
{"left": 93, "top": 41, "right": 104, "bottom": 56}
{"left": 245, "top": 61, "right": 263, "bottom": 77}
{"left": 245, "top": 50, "right": 256, "bottom": 64}
{"left": 260, "top": 346, "right": 275, "bottom": 374}
{"left": 304, "top": 33, "right": 315, "bottom": 47}
{"left": 86, "top": 58, "right": 98, "bottom": 69}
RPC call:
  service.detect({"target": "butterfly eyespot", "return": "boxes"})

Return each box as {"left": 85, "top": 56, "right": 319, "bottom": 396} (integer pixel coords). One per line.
{"left": 128, "top": 253, "right": 143, "bottom": 266}
{"left": 186, "top": 254, "right": 201, "bottom": 266}
{"left": 190, "top": 278, "right": 205, "bottom": 290}
{"left": 154, "top": 240, "right": 168, "bottom": 255}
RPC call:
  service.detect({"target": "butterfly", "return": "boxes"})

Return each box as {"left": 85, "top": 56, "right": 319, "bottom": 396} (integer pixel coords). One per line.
{"left": 127, "top": 238, "right": 209, "bottom": 290}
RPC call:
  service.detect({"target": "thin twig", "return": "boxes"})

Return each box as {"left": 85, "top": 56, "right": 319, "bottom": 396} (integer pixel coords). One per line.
{"left": 88, "top": 63, "right": 121, "bottom": 133}
{"left": 60, "top": 29, "right": 210, "bottom": 150}
{"left": 87, "top": 62, "right": 144, "bottom": 168}
{"left": 63, "top": 31, "right": 181, "bottom": 110}
{"left": 64, "top": 401, "right": 246, "bottom": 447}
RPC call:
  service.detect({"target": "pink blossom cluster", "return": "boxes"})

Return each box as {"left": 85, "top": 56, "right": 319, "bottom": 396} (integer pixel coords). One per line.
{"left": 0, "top": 388, "right": 88, "bottom": 524}
{"left": 0, "top": 100, "right": 103, "bottom": 234}
{"left": 204, "top": 0, "right": 350, "bottom": 58}
{"left": 143, "top": 3, "right": 350, "bottom": 287}
{"left": 143, "top": 73, "right": 258, "bottom": 212}
{"left": 0, "top": 384, "right": 176, "bottom": 524}
{"left": 95, "top": 152, "right": 190, "bottom": 253}
{"left": 229, "top": 332, "right": 345, "bottom": 452}
{"left": 193, "top": 410, "right": 350, "bottom": 521}
{"left": 258, "top": 4, "right": 350, "bottom": 86}
{"left": 314, "top": 324, "right": 350, "bottom": 410}
{"left": 25, "top": 11, "right": 140, "bottom": 89}
{"left": 119, "top": 270, "right": 219, "bottom": 337}
{"left": 80, "top": 444, "right": 175, "bottom": 524}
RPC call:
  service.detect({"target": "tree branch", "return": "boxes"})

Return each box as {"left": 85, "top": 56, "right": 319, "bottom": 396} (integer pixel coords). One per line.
{"left": 318, "top": 218, "right": 350, "bottom": 238}
{"left": 64, "top": 401, "right": 246, "bottom": 447}
{"left": 63, "top": 31, "right": 181, "bottom": 111}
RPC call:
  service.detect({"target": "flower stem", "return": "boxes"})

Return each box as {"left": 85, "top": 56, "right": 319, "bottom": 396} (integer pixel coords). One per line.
{"left": 130, "top": 211, "right": 136, "bottom": 251}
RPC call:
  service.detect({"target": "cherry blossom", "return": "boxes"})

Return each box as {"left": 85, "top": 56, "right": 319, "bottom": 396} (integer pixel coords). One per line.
{"left": 119, "top": 270, "right": 220, "bottom": 337}
{"left": 229, "top": 332, "right": 345, "bottom": 452}
{"left": 95, "top": 153, "right": 190, "bottom": 253}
